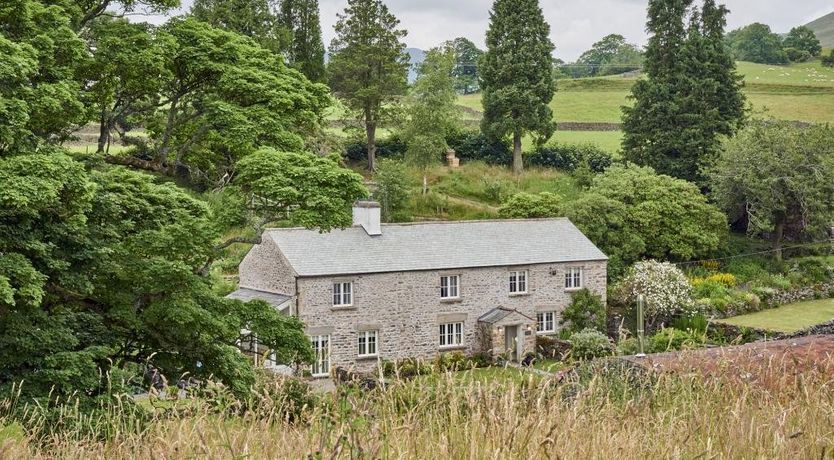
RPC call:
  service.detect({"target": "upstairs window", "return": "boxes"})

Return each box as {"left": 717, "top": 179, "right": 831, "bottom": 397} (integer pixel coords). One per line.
{"left": 440, "top": 275, "right": 460, "bottom": 299}
{"left": 509, "top": 270, "right": 528, "bottom": 294}
{"left": 565, "top": 267, "right": 583, "bottom": 290}
{"left": 333, "top": 282, "right": 353, "bottom": 307}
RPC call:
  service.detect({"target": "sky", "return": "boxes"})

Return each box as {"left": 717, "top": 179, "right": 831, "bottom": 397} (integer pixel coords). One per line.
{"left": 138, "top": 1, "right": 834, "bottom": 61}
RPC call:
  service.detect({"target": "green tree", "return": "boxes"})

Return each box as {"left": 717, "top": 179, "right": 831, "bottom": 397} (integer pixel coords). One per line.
{"left": 726, "top": 23, "right": 788, "bottom": 64}
{"left": 328, "top": 0, "right": 409, "bottom": 171}
{"left": 576, "top": 34, "right": 644, "bottom": 77}
{"left": 783, "top": 26, "right": 822, "bottom": 58}
{"left": 623, "top": 0, "right": 745, "bottom": 183}
{"left": 84, "top": 18, "right": 165, "bottom": 153}
{"left": 190, "top": 0, "right": 288, "bottom": 53}
{"left": 140, "top": 18, "right": 329, "bottom": 181}
{"left": 277, "top": 0, "right": 326, "bottom": 82}
{"left": 710, "top": 121, "right": 834, "bottom": 260}
{"left": 823, "top": 49, "right": 834, "bottom": 68}
{"left": 373, "top": 159, "right": 411, "bottom": 222}
{"left": 498, "top": 192, "right": 562, "bottom": 219}
{"left": 52, "top": 0, "right": 179, "bottom": 31}
{"left": 447, "top": 37, "right": 483, "bottom": 94}
{"left": 403, "top": 46, "right": 460, "bottom": 194}
{"left": 480, "top": 0, "right": 555, "bottom": 174}
{"left": 559, "top": 288, "right": 606, "bottom": 334}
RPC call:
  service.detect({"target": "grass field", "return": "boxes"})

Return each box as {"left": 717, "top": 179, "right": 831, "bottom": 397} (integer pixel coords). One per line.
{"left": 718, "top": 298, "right": 834, "bottom": 333}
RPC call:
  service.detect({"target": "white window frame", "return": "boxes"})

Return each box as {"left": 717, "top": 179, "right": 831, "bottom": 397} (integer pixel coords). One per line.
{"left": 440, "top": 275, "right": 460, "bottom": 300}
{"left": 310, "top": 334, "right": 330, "bottom": 377}
{"left": 537, "top": 311, "right": 556, "bottom": 334}
{"left": 332, "top": 281, "right": 353, "bottom": 307}
{"left": 509, "top": 270, "right": 528, "bottom": 295}
{"left": 565, "top": 267, "right": 583, "bottom": 291}
{"left": 358, "top": 330, "right": 379, "bottom": 358}
{"left": 439, "top": 322, "right": 464, "bottom": 348}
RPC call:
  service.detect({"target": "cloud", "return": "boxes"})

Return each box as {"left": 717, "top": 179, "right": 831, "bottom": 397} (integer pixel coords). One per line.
{"left": 139, "top": 1, "right": 834, "bottom": 61}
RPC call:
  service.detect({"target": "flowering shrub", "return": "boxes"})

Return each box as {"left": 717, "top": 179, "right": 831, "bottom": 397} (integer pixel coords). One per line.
{"left": 568, "top": 329, "right": 614, "bottom": 361}
{"left": 616, "top": 260, "right": 697, "bottom": 326}
{"left": 691, "top": 273, "right": 737, "bottom": 288}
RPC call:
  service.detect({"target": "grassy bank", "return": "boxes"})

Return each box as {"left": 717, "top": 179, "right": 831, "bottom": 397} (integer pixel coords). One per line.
{"left": 718, "top": 298, "right": 834, "bottom": 333}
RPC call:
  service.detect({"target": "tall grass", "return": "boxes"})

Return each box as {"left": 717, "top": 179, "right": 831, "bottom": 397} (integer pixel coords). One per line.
{"left": 3, "top": 355, "right": 833, "bottom": 459}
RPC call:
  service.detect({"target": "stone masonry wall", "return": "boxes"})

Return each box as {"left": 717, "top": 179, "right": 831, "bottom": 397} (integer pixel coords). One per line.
{"left": 238, "top": 233, "right": 297, "bottom": 296}
{"left": 297, "top": 260, "right": 607, "bottom": 374}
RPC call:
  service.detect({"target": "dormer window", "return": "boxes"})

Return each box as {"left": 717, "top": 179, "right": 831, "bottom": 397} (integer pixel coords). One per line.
{"left": 333, "top": 282, "right": 353, "bottom": 307}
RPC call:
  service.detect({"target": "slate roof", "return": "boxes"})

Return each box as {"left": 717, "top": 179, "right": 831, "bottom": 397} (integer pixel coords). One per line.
{"left": 264, "top": 218, "right": 607, "bottom": 277}
{"left": 226, "top": 288, "right": 291, "bottom": 308}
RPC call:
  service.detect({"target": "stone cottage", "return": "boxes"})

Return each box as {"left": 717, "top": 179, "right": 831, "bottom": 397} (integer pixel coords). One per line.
{"left": 230, "top": 201, "right": 608, "bottom": 377}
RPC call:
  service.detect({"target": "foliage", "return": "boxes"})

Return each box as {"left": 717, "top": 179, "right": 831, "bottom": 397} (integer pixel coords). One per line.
{"left": 447, "top": 37, "right": 483, "bottom": 94}
{"left": 146, "top": 17, "right": 330, "bottom": 182}
{"left": 498, "top": 192, "right": 562, "bottom": 219}
{"left": 726, "top": 23, "right": 788, "bottom": 64}
{"left": 691, "top": 273, "right": 737, "bottom": 289}
{"left": 785, "top": 47, "right": 812, "bottom": 63}
{"left": 0, "top": 0, "right": 88, "bottom": 154}
{"left": 568, "top": 329, "right": 614, "bottom": 361}
{"left": 783, "top": 26, "right": 822, "bottom": 58}
{"left": 190, "top": 0, "right": 289, "bottom": 54}
{"left": 622, "top": 0, "right": 746, "bottom": 184}
{"left": 403, "top": 45, "right": 461, "bottom": 190}
{"left": 575, "top": 34, "right": 644, "bottom": 77}
{"left": 446, "top": 130, "right": 512, "bottom": 166}
{"left": 277, "top": 0, "right": 326, "bottom": 82}
{"left": 233, "top": 148, "right": 368, "bottom": 230}
{"left": 344, "top": 135, "right": 408, "bottom": 162}
{"left": 648, "top": 328, "right": 705, "bottom": 353}
{"left": 616, "top": 260, "right": 697, "bottom": 326}
{"left": 373, "top": 159, "right": 412, "bottom": 223}
{"left": 823, "top": 49, "right": 834, "bottom": 67}
{"left": 709, "top": 121, "right": 834, "bottom": 258}
{"left": 328, "top": 0, "right": 409, "bottom": 171}
{"left": 480, "top": 0, "right": 555, "bottom": 173}
{"left": 560, "top": 289, "right": 606, "bottom": 334}
{"left": 527, "top": 143, "right": 613, "bottom": 172}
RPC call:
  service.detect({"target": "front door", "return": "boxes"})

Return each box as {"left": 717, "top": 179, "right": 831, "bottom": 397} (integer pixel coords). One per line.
{"left": 504, "top": 325, "right": 519, "bottom": 362}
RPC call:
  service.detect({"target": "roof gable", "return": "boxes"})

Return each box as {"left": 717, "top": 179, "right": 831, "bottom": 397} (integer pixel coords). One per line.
{"left": 263, "top": 218, "right": 607, "bottom": 277}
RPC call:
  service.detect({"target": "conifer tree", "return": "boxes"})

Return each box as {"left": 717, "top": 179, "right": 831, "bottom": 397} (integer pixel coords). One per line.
{"left": 328, "top": 0, "right": 409, "bottom": 171}
{"left": 622, "top": 0, "right": 744, "bottom": 183}
{"left": 277, "top": 0, "right": 326, "bottom": 82}
{"left": 480, "top": 0, "right": 555, "bottom": 174}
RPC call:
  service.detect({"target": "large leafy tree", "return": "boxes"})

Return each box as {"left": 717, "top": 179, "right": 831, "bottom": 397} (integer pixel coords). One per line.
{"left": 710, "top": 122, "right": 834, "bottom": 260}
{"left": 0, "top": 0, "right": 88, "bottom": 153}
{"left": 190, "top": 0, "right": 288, "bottom": 54}
{"left": 48, "top": 0, "right": 179, "bottom": 31}
{"left": 726, "top": 23, "right": 788, "bottom": 65}
{"left": 480, "top": 0, "right": 555, "bottom": 174}
{"left": 576, "top": 34, "right": 644, "bottom": 77}
{"left": 403, "top": 46, "right": 460, "bottom": 194}
{"left": 782, "top": 26, "right": 822, "bottom": 58}
{"left": 277, "top": 0, "right": 326, "bottom": 83}
{"left": 622, "top": 0, "right": 745, "bottom": 184}
{"left": 141, "top": 18, "right": 329, "bottom": 182}
{"left": 83, "top": 18, "right": 166, "bottom": 153}
{"left": 328, "top": 0, "right": 409, "bottom": 171}
{"left": 447, "top": 37, "right": 483, "bottom": 95}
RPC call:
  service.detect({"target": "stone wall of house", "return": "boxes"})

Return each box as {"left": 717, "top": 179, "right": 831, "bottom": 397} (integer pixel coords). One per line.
{"left": 238, "top": 233, "right": 297, "bottom": 296}
{"left": 297, "top": 260, "right": 607, "bottom": 374}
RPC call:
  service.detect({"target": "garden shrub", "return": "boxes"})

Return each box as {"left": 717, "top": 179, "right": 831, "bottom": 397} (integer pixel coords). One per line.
{"left": 536, "top": 335, "right": 571, "bottom": 360}
{"left": 616, "top": 337, "right": 640, "bottom": 356}
{"left": 568, "top": 329, "right": 614, "bottom": 361}
{"left": 344, "top": 135, "right": 409, "bottom": 162}
{"left": 692, "top": 279, "right": 731, "bottom": 300}
{"left": 560, "top": 288, "right": 606, "bottom": 333}
{"left": 615, "top": 260, "right": 697, "bottom": 327}
{"left": 672, "top": 313, "right": 709, "bottom": 334}
{"left": 446, "top": 130, "right": 512, "bottom": 166}
{"left": 498, "top": 192, "right": 562, "bottom": 218}
{"left": 790, "top": 257, "right": 834, "bottom": 285}
{"left": 648, "top": 328, "right": 705, "bottom": 353}
{"left": 724, "top": 259, "right": 768, "bottom": 283}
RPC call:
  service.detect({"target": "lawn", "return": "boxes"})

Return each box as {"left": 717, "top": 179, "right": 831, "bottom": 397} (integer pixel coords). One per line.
{"left": 717, "top": 298, "right": 834, "bottom": 333}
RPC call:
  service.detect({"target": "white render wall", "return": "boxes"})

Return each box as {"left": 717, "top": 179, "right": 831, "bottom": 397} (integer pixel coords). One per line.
{"left": 297, "top": 260, "right": 607, "bottom": 373}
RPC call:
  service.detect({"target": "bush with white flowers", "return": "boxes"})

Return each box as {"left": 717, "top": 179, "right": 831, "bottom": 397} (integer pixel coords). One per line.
{"left": 616, "top": 260, "right": 697, "bottom": 326}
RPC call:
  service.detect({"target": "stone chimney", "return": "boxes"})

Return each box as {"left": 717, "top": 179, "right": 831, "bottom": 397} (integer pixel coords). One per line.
{"left": 352, "top": 201, "right": 382, "bottom": 236}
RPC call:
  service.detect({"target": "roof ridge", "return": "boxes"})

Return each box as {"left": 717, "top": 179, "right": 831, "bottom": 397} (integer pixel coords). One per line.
{"left": 264, "top": 217, "right": 571, "bottom": 232}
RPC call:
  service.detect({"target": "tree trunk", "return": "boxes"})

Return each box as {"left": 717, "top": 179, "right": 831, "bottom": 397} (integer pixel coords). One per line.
{"left": 773, "top": 219, "right": 785, "bottom": 261}
{"left": 512, "top": 130, "right": 523, "bottom": 175}
{"left": 157, "top": 95, "right": 179, "bottom": 167}
{"left": 366, "top": 120, "right": 377, "bottom": 172}
{"left": 96, "top": 111, "right": 109, "bottom": 154}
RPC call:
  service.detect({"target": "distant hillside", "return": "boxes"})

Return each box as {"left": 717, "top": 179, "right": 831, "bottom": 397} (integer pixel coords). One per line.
{"left": 406, "top": 47, "right": 426, "bottom": 83}
{"left": 806, "top": 11, "right": 834, "bottom": 49}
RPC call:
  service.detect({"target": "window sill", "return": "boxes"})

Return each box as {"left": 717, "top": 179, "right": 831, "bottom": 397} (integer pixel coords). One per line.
{"left": 509, "top": 292, "right": 530, "bottom": 297}
{"left": 440, "top": 298, "right": 462, "bottom": 304}
{"left": 311, "top": 373, "right": 329, "bottom": 379}
{"left": 331, "top": 305, "right": 356, "bottom": 311}
{"left": 438, "top": 345, "right": 466, "bottom": 352}
{"left": 565, "top": 288, "right": 583, "bottom": 293}
{"left": 357, "top": 354, "right": 379, "bottom": 361}
{"left": 536, "top": 331, "right": 557, "bottom": 336}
